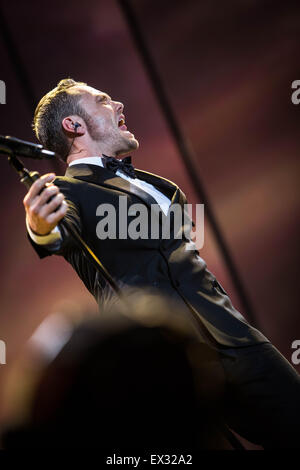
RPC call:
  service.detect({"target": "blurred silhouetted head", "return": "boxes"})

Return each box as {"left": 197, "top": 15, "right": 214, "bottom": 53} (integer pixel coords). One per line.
{"left": 2, "top": 290, "right": 226, "bottom": 450}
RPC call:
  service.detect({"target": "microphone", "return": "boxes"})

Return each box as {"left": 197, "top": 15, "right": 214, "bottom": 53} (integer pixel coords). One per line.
{"left": 0, "top": 135, "right": 57, "bottom": 159}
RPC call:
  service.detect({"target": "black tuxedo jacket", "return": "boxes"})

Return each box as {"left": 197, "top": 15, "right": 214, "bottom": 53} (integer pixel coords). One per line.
{"left": 28, "top": 163, "right": 268, "bottom": 348}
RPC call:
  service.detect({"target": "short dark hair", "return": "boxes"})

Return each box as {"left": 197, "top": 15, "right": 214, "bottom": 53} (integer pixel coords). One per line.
{"left": 32, "top": 78, "right": 91, "bottom": 161}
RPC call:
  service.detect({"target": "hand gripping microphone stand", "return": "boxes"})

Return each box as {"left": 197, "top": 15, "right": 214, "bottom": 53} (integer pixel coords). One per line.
{"left": 0, "top": 138, "right": 123, "bottom": 300}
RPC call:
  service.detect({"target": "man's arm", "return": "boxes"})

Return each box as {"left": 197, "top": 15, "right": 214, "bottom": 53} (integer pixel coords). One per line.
{"left": 23, "top": 173, "right": 81, "bottom": 258}
{"left": 26, "top": 217, "right": 62, "bottom": 246}
{"left": 23, "top": 173, "right": 100, "bottom": 298}
{"left": 23, "top": 172, "right": 67, "bottom": 235}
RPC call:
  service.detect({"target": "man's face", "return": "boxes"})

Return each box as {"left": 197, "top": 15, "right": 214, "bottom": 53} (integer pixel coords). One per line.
{"left": 73, "top": 85, "right": 139, "bottom": 156}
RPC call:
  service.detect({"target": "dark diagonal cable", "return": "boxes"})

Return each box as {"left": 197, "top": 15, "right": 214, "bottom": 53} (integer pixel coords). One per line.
{"left": 118, "top": 0, "right": 259, "bottom": 328}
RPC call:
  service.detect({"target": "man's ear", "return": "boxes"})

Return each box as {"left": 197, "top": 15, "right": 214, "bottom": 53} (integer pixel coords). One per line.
{"left": 62, "top": 116, "right": 85, "bottom": 135}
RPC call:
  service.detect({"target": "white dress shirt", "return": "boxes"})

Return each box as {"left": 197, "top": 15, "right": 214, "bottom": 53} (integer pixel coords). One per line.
{"left": 27, "top": 156, "right": 172, "bottom": 245}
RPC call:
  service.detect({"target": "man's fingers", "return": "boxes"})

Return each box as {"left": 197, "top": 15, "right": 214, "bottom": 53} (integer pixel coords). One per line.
{"left": 39, "top": 193, "right": 65, "bottom": 219}
{"left": 23, "top": 173, "right": 56, "bottom": 207}
{"left": 46, "top": 200, "right": 68, "bottom": 224}
{"left": 32, "top": 184, "right": 60, "bottom": 211}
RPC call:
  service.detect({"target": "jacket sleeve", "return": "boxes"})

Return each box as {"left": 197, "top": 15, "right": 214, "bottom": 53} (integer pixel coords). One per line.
{"left": 26, "top": 178, "right": 82, "bottom": 259}
{"left": 26, "top": 178, "right": 103, "bottom": 300}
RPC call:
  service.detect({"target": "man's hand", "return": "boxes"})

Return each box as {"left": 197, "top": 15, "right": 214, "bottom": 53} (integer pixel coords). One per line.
{"left": 23, "top": 173, "right": 68, "bottom": 236}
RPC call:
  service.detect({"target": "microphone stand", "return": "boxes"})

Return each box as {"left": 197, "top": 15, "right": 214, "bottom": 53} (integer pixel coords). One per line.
{"left": 2, "top": 147, "right": 123, "bottom": 299}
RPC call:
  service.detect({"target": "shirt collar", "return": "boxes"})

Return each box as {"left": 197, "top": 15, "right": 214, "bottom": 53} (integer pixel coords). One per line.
{"left": 69, "top": 156, "right": 105, "bottom": 168}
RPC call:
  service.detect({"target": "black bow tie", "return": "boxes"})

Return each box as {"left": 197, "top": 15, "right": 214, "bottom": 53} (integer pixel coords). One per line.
{"left": 102, "top": 155, "right": 136, "bottom": 179}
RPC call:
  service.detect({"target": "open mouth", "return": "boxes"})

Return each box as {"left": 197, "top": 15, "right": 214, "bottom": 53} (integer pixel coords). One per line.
{"left": 118, "top": 115, "right": 127, "bottom": 131}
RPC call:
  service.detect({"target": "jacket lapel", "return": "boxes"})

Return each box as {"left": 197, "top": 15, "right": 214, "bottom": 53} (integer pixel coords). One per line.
{"left": 134, "top": 168, "right": 178, "bottom": 203}
{"left": 65, "top": 163, "right": 180, "bottom": 211}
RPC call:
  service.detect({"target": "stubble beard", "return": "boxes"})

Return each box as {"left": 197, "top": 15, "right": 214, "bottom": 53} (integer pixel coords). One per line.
{"left": 83, "top": 111, "right": 139, "bottom": 156}
{"left": 89, "top": 117, "right": 139, "bottom": 156}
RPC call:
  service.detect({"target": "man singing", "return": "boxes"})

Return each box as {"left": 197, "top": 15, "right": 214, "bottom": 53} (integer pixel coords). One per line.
{"left": 23, "top": 78, "right": 300, "bottom": 448}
